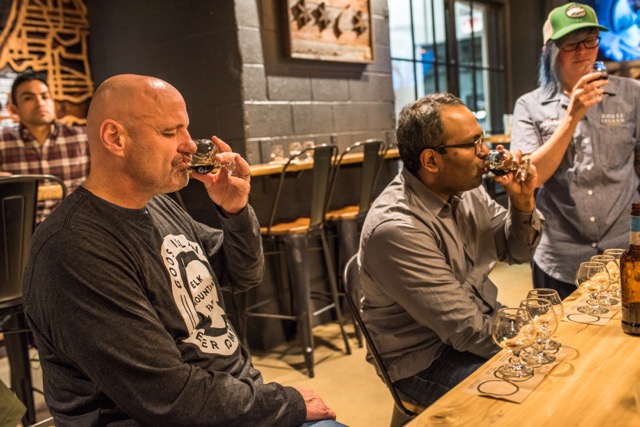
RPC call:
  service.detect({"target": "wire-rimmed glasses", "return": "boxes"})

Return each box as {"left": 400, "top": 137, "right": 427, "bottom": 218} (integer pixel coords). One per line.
{"left": 436, "top": 132, "right": 486, "bottom": 156}
{"left": 492, "top": 307, "right": 536, "bottom": 380}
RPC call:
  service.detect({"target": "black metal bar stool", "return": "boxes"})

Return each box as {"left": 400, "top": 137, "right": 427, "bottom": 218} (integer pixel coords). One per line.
{"left": 325, "top": 139, "right": 387, "bottom": 347}
{"left": 1, "top": 174, "right": 67, "bottom": 426}
{"left": 245, "top": 144, "right": 351, "bottom": 377}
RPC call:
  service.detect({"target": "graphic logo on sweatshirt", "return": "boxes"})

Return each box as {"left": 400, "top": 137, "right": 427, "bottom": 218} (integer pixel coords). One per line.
{"left": 161, "top": 234, "right": 238, "bottom": 355}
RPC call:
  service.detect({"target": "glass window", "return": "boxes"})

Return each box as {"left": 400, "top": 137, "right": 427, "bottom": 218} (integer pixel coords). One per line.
{"left": 388, "top": 0, "right": 506, "bottom": 134}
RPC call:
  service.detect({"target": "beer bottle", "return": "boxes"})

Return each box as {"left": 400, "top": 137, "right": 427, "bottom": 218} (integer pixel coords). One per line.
{"left": 621, "top": 202, "right": 640, "bottom": 335}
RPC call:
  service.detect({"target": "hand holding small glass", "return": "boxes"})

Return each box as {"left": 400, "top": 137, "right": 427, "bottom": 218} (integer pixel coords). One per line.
{"left": 488, "top": 149, "right": 530, "bottom": 182}
{"left": 190, "top": 139, "right": 236, "bottom": 175}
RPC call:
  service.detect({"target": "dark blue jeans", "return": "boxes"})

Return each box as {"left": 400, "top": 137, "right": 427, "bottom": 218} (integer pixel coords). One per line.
{"left": 393, "top": 345, "right": 488, "bottom": 408}
{"left": 532, "top": 261, "right": 575, "bottom": 300}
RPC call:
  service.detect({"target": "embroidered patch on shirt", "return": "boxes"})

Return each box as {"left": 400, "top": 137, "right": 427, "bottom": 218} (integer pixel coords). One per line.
{"left": 601, "top": 113, "right": 625, "bottom": 126}
{"left": 540, "top": 118, "right": 560, "bottom": 128}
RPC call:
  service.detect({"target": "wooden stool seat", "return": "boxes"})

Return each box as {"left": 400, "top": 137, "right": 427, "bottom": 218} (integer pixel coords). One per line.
{"left": 246, "top": 144, "right": 351, "bottom": 378}
{"left": 325, "top": 205, "right": 359, "bottom": 220}
{"left": 400, "top": 400, "right": 426, "bottom": 415}
{"left": 259, "top": 217, "right": 311, "bottom": 235}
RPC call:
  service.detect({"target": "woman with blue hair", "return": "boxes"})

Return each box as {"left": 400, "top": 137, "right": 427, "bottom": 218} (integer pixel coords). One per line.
{"left": 511, "top": 2, "right": 640, "bottom": 299}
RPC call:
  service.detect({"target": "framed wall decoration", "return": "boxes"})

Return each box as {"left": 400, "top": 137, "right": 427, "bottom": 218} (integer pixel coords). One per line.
{"left": 284, "top": 0, "right": 374, "bottom": 63}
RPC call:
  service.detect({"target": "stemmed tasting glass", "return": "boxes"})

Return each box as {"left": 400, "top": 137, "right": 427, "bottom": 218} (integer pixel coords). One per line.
{"left": 302, "top": 141, "right": 315, "bottom": 161}
{"left": 575, "top": 261, "right": 610, "bottom": 315}
{"left": 492, "top": 307, "right": 536, "bottom": 380}
{"left": 591, "top": 254, "right": 620, "bottom": 306}
{"left": 519, "top": 298, "right": 559, "bottom": 366}
{"left": 526, "top": 288, "right": 563, "bottom": 351}
{"left": 603, "top": 248, "right": 625, "bottom": 298}
{"left": 488, "top": 149, "right": 530, "bottom": 182}
{"left": 289, "top": 142, "right": 303, "bottom": 159}
{"left": 190, "top": 139, "right": 236, "bottom": 174}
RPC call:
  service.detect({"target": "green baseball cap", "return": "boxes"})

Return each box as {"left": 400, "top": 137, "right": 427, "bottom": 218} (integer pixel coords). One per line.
{"left": 543, "top": 2, "right": 609, "bottom": 45}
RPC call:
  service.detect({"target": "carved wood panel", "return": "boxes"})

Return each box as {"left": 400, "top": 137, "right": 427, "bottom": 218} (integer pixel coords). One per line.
{"left": 0, "top": 0, "right": 93, "bottom": 123}
{"left": 284, "top": 0, "right": 374, "bottom": 63}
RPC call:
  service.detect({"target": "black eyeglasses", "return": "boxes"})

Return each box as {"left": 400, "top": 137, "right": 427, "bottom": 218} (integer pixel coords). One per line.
{"left": 560, "top": 36, "right": 600, "bottom": 52}
{"left": 435, "top": 133, "right": 486, "bottom": 156}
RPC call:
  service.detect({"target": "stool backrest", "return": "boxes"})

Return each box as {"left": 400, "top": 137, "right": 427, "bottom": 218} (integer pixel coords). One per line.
{"left": 342, "top": 254, "right": 417, "bottom": 420}
{"left": 0, "top": 175, "right": 67, "bottom": 305}
{"left": 266, "top": 144, "right": 338, "bottom": 234}
{"left": 327, "top": 139, "right": 386, "bottom": 216}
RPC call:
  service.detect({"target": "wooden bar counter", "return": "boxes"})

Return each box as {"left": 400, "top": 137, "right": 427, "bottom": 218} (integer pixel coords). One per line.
{"left": 249, "top": 147, "right": 399, "bottom": 177}
{"left": 408, "top": 293, "right": 640, "bottom": 427}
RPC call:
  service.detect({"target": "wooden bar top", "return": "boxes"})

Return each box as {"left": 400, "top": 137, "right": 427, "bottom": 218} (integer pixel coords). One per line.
{"left": 249, "top": 147, "right": 400, "bottom": 177}
{"left": 408, "top": 293, "right": 640, "bottom": 426}
{"left": 485, "top": 134, "right": 511, "bottom": 145}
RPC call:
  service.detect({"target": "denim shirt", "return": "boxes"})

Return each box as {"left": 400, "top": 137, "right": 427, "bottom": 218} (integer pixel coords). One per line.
{"left": 511, "top": 75, "right": 640, "bottom": 283}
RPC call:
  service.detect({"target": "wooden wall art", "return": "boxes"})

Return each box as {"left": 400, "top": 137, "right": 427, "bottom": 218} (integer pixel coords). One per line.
{"left": 285, "top": 0, "right": 374, "bottom": 63}
{"left": 0, "top": 0, "right": 93, "bottom": 122}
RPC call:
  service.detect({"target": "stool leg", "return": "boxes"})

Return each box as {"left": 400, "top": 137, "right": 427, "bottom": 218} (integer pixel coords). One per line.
{"left": 320, "top": 230, "right": 352, "bottom": 356}
{"left": 6, "top": 313, "right": 35, "bottom": 426}
{"left": 284, "top": 234, "right": 315, "bottom": 378}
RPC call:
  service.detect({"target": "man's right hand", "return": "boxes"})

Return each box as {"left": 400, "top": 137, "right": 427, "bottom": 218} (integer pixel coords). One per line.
{"left": 295, "top": 387, "right": 337, "bottom": 422}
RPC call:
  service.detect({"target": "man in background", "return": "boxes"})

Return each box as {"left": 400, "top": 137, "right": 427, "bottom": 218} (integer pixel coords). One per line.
{"left": 0, "top": 71, "right": 90, "bottom": 222}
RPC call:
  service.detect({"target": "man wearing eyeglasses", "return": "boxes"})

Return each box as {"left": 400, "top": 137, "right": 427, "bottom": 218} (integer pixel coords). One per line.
{"left": 511, "top": 2, "right": 640, "bottom": 300}
{"left": 358, "top": 93, "right": 543, "bottom": 409}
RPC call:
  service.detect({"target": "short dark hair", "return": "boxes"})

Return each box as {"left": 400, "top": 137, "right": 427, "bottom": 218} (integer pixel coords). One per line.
{"left": 11, "top": 71, "right": 49, "bottom": 106}
{"left": 396, "top": 93, "right": 464, "bottom": 174}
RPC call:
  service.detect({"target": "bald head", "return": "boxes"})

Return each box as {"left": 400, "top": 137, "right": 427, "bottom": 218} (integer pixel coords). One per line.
{"left": 82, "top": 74, "right": 192, "bottom": 206}
{"left": 87, "top": 74, "right": 179, "bottom": 147}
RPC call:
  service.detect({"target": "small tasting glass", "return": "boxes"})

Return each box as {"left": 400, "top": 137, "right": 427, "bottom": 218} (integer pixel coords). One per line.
{"left": 270, "top": 144, "right": 286, "bottom": 164}
{"left": 487, "top": 149, "right": 530, "bottom": 182}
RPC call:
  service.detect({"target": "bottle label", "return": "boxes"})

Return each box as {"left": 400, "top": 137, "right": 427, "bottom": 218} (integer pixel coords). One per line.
{"left": 631, "top": 217, "right": 640, "bottom": 245}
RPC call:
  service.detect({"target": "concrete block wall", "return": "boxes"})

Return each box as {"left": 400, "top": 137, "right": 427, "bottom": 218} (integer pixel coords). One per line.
{"left": 86, "top": 0, "right": 395, "bottom": 164}
{"left": 240, "top": 0, "right": 396, "bottom": 165}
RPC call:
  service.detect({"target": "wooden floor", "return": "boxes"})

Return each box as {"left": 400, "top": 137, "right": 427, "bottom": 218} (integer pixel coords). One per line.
{"left": 0, "top": 262, "right": 533, "bottom": 426}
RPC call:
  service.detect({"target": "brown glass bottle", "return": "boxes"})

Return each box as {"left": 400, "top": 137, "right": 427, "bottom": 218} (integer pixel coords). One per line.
{"left": 621, "top": 202, "right": 640, "bottom": 335}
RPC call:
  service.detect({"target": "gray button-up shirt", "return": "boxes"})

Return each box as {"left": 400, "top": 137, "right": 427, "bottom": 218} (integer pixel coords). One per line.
{"left": 511, "top": 75, "right": 640, "bottom": 284}
{"left": 358, "top": 169, "right": 542, "bottom": 382}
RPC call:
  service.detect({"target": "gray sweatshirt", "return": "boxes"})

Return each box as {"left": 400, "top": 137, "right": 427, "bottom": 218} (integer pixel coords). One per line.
{"left": 23, "top": 187, "right": 306, "bottom": 426}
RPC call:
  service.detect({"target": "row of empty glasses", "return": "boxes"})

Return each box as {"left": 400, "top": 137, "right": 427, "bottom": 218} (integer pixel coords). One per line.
{"left": 270, "top": 141, "right": 316, "bottom": 163}
{"left": 574, "top": 248, "right": 624, "bottom": 315}
{"left": 493, "top": 247, "right": 626, "bottom": 381}
{"left": 492, "top": 288, "right": 563, "bottom": 380}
